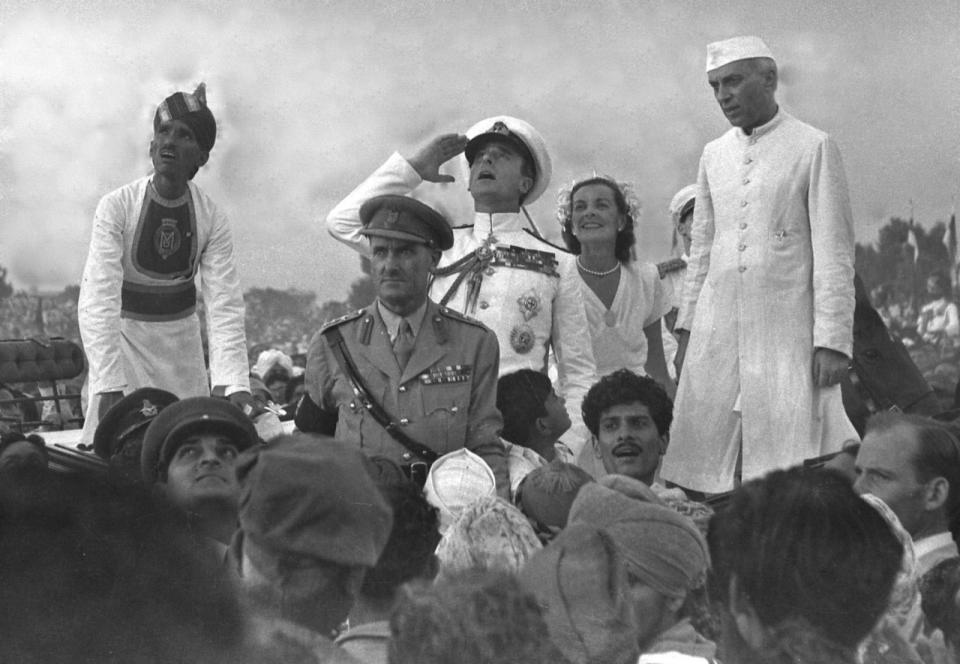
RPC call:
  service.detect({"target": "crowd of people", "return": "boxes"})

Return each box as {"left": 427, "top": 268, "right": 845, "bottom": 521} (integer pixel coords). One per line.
{"left": 3, "top": 34, "right": 960, "bottom": 663}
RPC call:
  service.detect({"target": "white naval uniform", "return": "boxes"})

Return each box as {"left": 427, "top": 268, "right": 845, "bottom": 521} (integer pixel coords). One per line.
{"left": 325, "top": 152, "right": 597, "bottom": 457}
{"left": 78, "top": 176, "right": 250, "bottom": 445}
{"left": 662, "top": 111, "right": 858, "bottom": 493}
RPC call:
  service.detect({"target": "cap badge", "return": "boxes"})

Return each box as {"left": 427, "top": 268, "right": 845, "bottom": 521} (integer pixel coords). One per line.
{"left": 154, "top": 218, "right": 182, "bottom": 260}
{"left": 489, "top": 121, "right": 511, "bottom": 135}
{"left": 139, "top": 400, "right": 158, "bottom": 418}
{"left": 385, "top": 209, "right": 400, "bottom": 226}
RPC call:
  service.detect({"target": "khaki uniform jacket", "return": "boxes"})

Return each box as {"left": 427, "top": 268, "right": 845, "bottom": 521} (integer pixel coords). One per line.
{"left": 306, "top": 299, "right": 507, "bottom": 489}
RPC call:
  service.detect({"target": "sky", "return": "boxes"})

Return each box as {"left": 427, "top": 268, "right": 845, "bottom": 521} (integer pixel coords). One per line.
{"left": 1, "top": 0, "right": 958, "bottom": 304}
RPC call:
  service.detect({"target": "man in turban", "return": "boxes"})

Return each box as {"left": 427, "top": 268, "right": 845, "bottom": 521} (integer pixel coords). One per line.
{"left": 664, "top": 36, "right": 858, "bottom": 493}
{"left": 79, "top": 85, "right": 252, "bottom": 447}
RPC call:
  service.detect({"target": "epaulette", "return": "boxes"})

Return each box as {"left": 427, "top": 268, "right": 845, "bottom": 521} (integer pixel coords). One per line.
{"left": 438, "top": 305, "right": 488, "bottom": 330}
{"left": 320, "top": 309, "right": 364, "bottom": 333}
{"left": 657, "top": 257, "right": 687, "bottom": 279}
{"left": 522, "top": 228, "right": 573, "bottom": 254}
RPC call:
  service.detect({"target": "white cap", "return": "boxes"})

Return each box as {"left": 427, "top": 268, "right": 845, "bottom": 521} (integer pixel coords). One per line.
{"left": 423, "top": 448, "right": 496, "bottom": 534}
{"left": 705, "top": 36, "right": 775, "bottom": 72}
{"left": 669, "top": 184, "right": 698, "bottom": 224}
{"left": 464, "top": 115, "right": 552, "bottom": 205}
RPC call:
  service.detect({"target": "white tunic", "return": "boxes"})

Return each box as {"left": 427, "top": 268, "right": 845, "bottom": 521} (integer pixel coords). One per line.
{"left": 78, "top": 176, "right": 249, "bottom": 443}
{"left": 581, "top": 260, "right": 671, "bottom": 378}
{"left": 661, "top": 111, "right": 858, "bottom": 493}
{"left": 325, "top": 153, "right": 597, "bottom": 456}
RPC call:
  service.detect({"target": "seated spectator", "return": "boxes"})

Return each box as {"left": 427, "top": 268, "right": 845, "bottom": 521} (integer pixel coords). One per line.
{"left": 498, "top": 370, "right": 573, "bottom": 497}
{"left": 93, "top": 387, "right": 178, "bottom": 484}
{"left": 0, "top": 386, "right": 24, "bottom": 434}
{"left": 337, "top": 475, "right": 441, "bottom": 664}
{"left": 388, "top": 569, "right": 562, "bottom": 664}
{"left": 423, "top": 448, "right": 496, "bottom": 534}
{"left": 0, "top": 473, "right": 252, "bottom": 664}
{"left": 920, "top": 557, "right": 960, "bottom": 663}
{"left": 282, "top": 374, "right": 306, "bottom": 421}
{"left": 436, "top": 495, "right": 541, "bottom": 577}
{"left": 565, "top": 476, "right": 715, "bottom": 662}
{"left": 252, "top": 348, "right": 301, "bottom": 405}
{"left": 0, "top": 430, "right": 48, "bottom": 473}
{"left": 141, "top": 396, "right": 260, "bottom": 548}
{"left": 233, "top": 433, "right": 392, "bottom": 662}
{"left": 855, "top": 412, "right": 960, "bottom": 576}
{"left": 709, "top": 467, "right": 903, "bottom": 664}
{"left": 520, "top": 522, "right": 641, "bottom": 664}
{"left": 514, "top": 459, "right": 594, "bottom": 542}
{"left": 581, "top": 369, "right": 673, "bottom": 488}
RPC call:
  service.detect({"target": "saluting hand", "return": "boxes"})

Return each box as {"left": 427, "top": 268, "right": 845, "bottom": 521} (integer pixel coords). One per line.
{"left": 407, "top": 133, "right": 469, "bottom": 183}
{"left": 813, "top": 347, "right": 850, "bottom": 388}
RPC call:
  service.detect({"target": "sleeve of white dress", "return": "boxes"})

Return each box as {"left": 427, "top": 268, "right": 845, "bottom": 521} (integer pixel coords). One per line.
{"left": 644, "top": 263, "right": 673, "bottom": 326}
{"left": 78, "top": 192, "right": 127, "bottom": 395}
{"left": 675, "top": 154, "right": 715, "bottom": 331}
{"left": 199, "top": 203, "right": 250, "bottom": 391}
{"left": 551, "top": 257, "right": 598, "bottom": 458}
{"left": 324, "top": 152, "right": 424, "bottom": 257}
{"left": 809, "top": 136, "right": 856, "bottom": 358}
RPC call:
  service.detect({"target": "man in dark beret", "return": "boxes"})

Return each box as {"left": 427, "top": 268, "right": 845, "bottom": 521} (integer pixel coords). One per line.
{"left": 302, "top": 194, "right": 508, "bottom": 495}
{"left": 141, "top": 396, "right": 260, "bottom": 548}
{"left": 232, "top": 433, "right": 393, "bottom": 663}
{"left": 78, "top": 84, "right": 252, "bottom": 451}
{"left": 93, "top": 386, "right": 178, "bottom": 483}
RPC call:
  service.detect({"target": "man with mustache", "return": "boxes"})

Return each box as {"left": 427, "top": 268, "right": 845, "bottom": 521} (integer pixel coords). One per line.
{"left": 325, "top": 117, "right": 596, "bottom": 464}
{"left": 78, "top": 84, "right": 252, "bottom": 449}
{"left": 304, "top": 194, "right": 507, "bottom": 494}
{"left": 663, "top": 36, "right": 858, "bottom": 494}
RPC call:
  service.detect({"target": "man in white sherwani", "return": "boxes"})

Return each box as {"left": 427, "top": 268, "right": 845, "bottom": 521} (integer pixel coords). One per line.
{"left": 78, "top": 85, "right": 252, "bottom": 447}
{"left": 661, "top": 36, "right": 858, "bottom": 494}
{"left": 325, "top": 117, "right": 597, "bottom": 460}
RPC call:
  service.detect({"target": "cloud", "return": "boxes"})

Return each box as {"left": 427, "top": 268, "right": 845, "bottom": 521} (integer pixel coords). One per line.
{"left": 1, "top": 0, "right": 957, "bottom": 302}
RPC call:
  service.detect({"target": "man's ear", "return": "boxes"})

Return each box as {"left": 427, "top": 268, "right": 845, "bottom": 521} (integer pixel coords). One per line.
{"left": 729, "top": 575, "right": 768, "bottom": 652}
{"left": 519, "top": 176, "right": 533, "bottom": 196}
{"left": 430, "top": 249, "right": 442, "bottom": 270}
{"left": 659, "top": 431, "right": 670, "bottom": 455}
{"left": 197, "top": 150, "right": 210, "bottom": 169}
{"left": 924, "top": 476, "right": 950, "bottom": 512}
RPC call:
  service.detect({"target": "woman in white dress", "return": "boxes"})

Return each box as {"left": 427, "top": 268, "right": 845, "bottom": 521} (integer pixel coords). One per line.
{"left": 557, "top": 176, "right": 673, "bottom": 393}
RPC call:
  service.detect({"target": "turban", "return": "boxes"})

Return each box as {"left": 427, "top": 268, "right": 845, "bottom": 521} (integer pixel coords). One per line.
{"left": 519, "top": 523, "right": 639, "bottom": 664}
{"left": 668, "top": 184, "right": 698, "bottom": 225}
{"left": 154, "top": 83, "right": 217, "bottom": 152}
{"left": 436, "top": 495, "right": 541, "bottom": 576}
{"left": 569, "top": 477, "right": 709, "bottom": 598}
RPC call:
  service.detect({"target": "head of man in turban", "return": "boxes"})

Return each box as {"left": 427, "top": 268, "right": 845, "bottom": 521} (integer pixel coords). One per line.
{"left": 149, "top": 83, "right": 217, "bottom": 198}
{"left": 564, "top": 476, "right": 712, "bottom": 658}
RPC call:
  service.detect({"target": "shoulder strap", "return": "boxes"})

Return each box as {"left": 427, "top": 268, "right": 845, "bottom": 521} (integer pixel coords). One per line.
{"left": 322, "top": 327, "right": 438, "bottom": 463}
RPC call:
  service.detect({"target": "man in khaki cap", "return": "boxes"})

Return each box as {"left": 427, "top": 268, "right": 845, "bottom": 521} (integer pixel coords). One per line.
{"left": 303, "top": 195, "right": 508, "bottom": 495}
{"left": 664, "top": 36, "right": 858, "bottom": 494}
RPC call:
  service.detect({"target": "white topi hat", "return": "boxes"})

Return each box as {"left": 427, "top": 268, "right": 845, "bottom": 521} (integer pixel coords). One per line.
{"left": 705, "top": 36, "right": 775, "bottom": 73}
{"left": 464, "top": 115, "right": 552, "bottom": 205}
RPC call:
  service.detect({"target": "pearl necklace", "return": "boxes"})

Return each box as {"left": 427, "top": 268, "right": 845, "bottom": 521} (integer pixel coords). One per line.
{"left": 577, "top": 256, "right": 620, "bottom": 277}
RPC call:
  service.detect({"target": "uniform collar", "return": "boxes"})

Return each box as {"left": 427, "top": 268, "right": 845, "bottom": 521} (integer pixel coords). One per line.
{"left": 472, "top": 210, "right": 525, "bottom": 240}
{"left": 377, "top": 299, "right": 428, "bottom": 341}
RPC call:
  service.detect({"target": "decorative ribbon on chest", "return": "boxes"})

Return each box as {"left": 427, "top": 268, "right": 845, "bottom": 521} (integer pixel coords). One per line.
{"left": 434, "top": 239, "right": 559, "bottom": 315}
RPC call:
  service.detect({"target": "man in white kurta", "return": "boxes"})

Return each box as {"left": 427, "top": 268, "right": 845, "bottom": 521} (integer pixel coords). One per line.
{"left": 661, "top": 37, "right": 858, "bottom": 494}
{"left": 326, "top": 117, "right": 596, "bottom": 458}
{"left": 78, "top": 85, "right": 251, "bottom": 446}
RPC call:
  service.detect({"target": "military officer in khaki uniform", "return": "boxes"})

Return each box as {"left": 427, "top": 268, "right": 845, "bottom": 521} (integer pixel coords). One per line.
{"left": 304, "top": 194, "right": 508, "bottom": 494}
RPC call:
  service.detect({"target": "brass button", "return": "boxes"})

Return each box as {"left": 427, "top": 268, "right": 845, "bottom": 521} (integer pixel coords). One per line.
{"left": 399, "top": 417, "right": 410, "bottom": 425}
{"left": 486, "top": 268, "right": 495, "bottom": 276}
{"left": 744, "top": 157, "right": 752, "bottom": 164}
{"left": 739, "top": 222, "right": 747, "bottom": 229}
{"left": 479, "top": 301, "right": 490, "bottom": 309}
{"left": 740, "top": 200, "right": 748, "bottom": 207}
{"left": 739, "top": 266, "right": 747, "bottom": 273}
{"left": 738, "top": 244, "right": 746, "bottom": 252}
{"left": 398, "top": 385, "right": 407, "bottom": 393}
{"left": 742, "top": 178, "right": 750, "bottom": 185}
{"left": 402, "top": 452, "right": 412, "bottom": 460}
